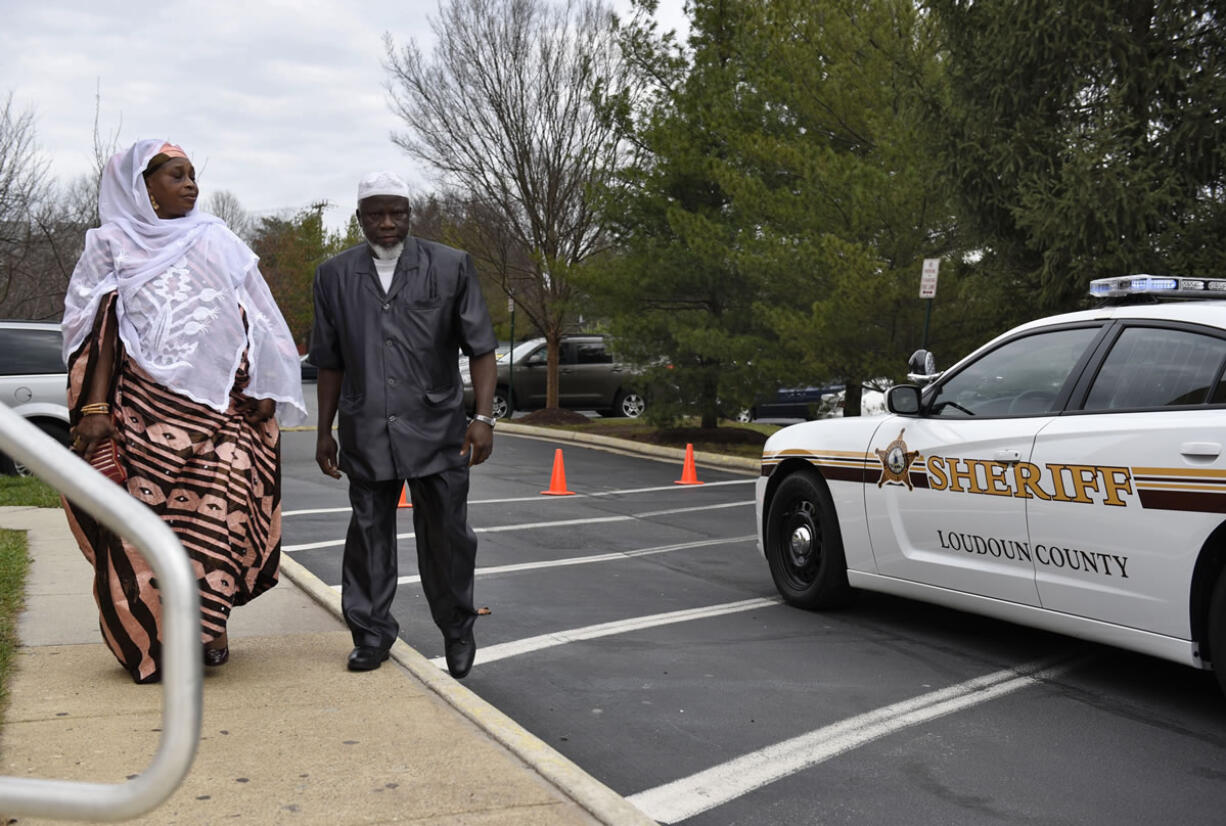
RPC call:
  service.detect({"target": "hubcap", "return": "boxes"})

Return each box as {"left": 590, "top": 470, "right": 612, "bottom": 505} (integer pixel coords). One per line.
{"left": 788, "top": 524, "right": 813, "bottom": 567}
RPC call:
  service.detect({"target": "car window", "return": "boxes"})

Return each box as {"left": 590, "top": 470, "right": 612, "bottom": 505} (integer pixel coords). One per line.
{"left": 0, "top": 329, "right": 65, "bottom": 376}
{"left": 1082, "top": 326, "right": 1226, "bottom": 411}
{"left": 928, "top": 327, "right": 1099, "bottom": 418}
{"left": 523, "top": 346, "right": 547, "bottom": 365}
{"left": 574, "top": 341, "right": 612, "bottom": 365}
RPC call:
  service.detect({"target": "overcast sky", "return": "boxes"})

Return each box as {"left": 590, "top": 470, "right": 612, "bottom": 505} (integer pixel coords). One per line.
{"left": 1, "top": 0, "right": 688, "bottom": 233}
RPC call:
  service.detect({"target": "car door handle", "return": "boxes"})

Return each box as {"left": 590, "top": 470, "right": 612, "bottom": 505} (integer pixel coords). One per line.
{"left": 1181, "top": 441, "right": 1221, "bottom": 458}
{"left": 993, "top": 450, "right": 1021, "bottom": 464}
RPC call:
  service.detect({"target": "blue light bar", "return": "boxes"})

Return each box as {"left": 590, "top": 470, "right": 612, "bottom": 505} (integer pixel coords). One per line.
{"left": 1089, "top": 275, "right": 1226, "bottom": 300}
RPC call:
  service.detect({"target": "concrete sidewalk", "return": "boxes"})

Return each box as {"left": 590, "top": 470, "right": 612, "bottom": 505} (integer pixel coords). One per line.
{"left": 0, "top": 505, "right": 656, "bottom": 825}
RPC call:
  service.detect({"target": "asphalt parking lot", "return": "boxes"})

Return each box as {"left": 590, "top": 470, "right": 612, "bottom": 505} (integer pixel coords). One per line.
{"left": 279, "top": 424, "right": 1226, "bottom": 825}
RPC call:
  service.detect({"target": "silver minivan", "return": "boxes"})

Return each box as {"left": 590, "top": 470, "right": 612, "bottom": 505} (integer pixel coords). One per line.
{"left": 0, "top": 321, "right": 71, "bottom": 475}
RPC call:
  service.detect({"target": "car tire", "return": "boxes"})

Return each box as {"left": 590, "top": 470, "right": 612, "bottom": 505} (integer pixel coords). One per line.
{"left": 492, "top": 388, "right": 513, "bottom": 419}
{"left": 764, "top": 470, "right": 852, "bottom": 609}
{"left": 12, "top": 421, "right": 71, "bottom": 477}
{"left": 614, "top": 390, "right": 645, "bottom": 418}
{"left": 1209, "top": 570, "right": 1226, "bottom": 697}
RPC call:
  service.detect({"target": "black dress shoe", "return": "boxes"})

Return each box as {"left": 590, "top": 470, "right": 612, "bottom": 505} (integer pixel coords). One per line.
{"left": 347, "top": 646, "right": 390, "bottom": 672}
{"left": 444, "top": 633, "right": 475, "bottom": 679}
{"left": 203, "top": 645, "right": 229, "bottom": 667}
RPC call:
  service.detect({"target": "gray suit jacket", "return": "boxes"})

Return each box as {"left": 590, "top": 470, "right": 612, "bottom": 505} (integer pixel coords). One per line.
{"left": 309, "top": 239, "right": 497, "bottom": 481}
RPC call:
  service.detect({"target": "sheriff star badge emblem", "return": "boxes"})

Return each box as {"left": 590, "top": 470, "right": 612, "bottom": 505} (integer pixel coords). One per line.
{"left": 874, "top": 428, "right": 921, "bottom": 490}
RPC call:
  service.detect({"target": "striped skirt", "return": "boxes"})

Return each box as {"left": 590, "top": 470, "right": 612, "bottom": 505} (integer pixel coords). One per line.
{"left": 63, "top": 299, "right": 281, "bottom": 683}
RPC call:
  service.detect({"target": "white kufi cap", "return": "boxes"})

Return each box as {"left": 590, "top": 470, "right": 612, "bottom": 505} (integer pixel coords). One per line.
{"left": 357, "top": 171, "right": 410, "bottom": 202}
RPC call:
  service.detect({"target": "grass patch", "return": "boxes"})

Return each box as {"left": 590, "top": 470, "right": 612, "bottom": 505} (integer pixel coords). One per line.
{"left": 0, "top": 475, "right": 63, "bottom": 509}
{"left": 0, "top": 530, "right": 30, "bottom": 716}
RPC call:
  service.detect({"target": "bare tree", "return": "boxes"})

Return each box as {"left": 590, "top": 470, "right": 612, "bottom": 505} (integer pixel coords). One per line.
{"left": 384, "top": 0, "right": 637, "bottom": 408}
{"left": 0, "top": 92, "right": 52, "bottom": 313}
{"left": 0, "top": 85, "right": 121, "bottom": 319}
{"left": 206, "top": 189, "right": 253, "bottom": 240}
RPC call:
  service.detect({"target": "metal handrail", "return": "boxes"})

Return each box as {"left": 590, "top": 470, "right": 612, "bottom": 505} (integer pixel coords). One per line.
{"left": 0, "top": 403, "right": 201, "bottom": 820}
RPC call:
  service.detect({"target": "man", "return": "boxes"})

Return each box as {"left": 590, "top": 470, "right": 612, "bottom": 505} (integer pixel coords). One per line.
{"left": 309, "top": 171, "right": 498, "bottom": 679}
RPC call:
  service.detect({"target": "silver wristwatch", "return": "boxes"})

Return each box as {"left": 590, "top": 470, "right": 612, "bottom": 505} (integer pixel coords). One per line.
{"left": 473, "top": 414, "right": 497, "bottom": 428}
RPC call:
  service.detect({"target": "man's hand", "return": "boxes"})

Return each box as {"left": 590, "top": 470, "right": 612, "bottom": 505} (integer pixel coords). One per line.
{"left": 317, "top": 432, "right": 343, "bottom": 478}
{"left": 461, "top": 419, "right": 494, "bottom": 467}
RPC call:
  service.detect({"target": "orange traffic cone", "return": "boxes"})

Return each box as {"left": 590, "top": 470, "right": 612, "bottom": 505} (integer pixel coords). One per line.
{"left": 675, "top": 443, "right": 705, "bottom": 485}
{"left": 540, "top": 448, "right": 575, "bottom": 496}
{"left": 398, "top": 483, "right": 413, "bottom": 508}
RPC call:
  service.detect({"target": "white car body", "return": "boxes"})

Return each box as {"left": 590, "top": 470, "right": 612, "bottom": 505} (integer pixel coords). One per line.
{"left": 756, "top": 295, "right": 1226, "bottom": 678}
{"left": 0, "top": 321, "right": 71, "bottom": 475}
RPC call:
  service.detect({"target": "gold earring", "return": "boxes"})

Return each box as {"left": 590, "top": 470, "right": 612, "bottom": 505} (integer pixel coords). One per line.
{"left": 149, "top": 194, "right": 160, "bottom": 213}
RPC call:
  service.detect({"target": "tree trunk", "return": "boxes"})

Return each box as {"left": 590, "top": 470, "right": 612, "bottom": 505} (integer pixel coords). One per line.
{"left": 843, "top": 381, "right": 863, "bottom": 418}
{"left": 545, "top": 332, "right": 562, "bottom": 409}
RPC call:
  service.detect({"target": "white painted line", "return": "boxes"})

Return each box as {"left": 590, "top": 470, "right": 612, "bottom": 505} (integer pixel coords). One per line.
{"left": 627, "top": 657, "right": 1077, "bottom": 824}
{"left": 281, "top": 478, "right": 755, "bottom": 517}
{"left": 330, "top": 535, "right": 758, "bottom": 590}
{"left": 284, "top": 500, "right": 753, "bottom": 552}
{"left": 428, "top": 597, "right": 781, "bottom": 668}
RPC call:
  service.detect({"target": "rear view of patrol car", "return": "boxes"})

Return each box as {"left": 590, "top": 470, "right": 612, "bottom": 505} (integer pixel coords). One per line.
{"left": 755, "top": 275, "right": 1226, "bottom": 696}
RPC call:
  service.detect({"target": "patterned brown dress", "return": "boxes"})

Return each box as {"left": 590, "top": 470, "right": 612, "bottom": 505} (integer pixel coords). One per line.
{"left": 63, "top": 295, "right": 281, "bottom": 684}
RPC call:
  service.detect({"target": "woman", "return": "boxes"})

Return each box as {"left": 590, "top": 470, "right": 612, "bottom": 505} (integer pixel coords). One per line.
{"left": 61, "top": 139, "right": 307, "bottom": 684}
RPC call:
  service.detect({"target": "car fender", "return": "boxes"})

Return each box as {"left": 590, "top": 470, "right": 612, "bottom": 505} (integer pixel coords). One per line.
{"left": 10, "top": 401, "right": 71, "bottom": 427}
{"left": 757, "top": 415, "right": 897, "bottom": 573}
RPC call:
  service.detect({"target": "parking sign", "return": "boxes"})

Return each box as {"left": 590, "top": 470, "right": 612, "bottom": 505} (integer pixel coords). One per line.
{"left": 920, "top": 258, "right": 940, "bottom": 299}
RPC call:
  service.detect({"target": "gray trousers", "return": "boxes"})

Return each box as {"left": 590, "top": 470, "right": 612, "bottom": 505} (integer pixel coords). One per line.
{"left": 341, "top": 465, "right": 478, "bottom": 650}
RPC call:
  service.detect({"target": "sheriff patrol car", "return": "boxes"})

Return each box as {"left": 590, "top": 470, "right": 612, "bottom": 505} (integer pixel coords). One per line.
{"left": 756, "top": 275, "right": 1226, "bottom": 696}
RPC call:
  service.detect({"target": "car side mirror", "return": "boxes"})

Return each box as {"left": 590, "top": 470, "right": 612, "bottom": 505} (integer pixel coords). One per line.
{"left": 886, "top": 385, "right": 922, "bottom": 415}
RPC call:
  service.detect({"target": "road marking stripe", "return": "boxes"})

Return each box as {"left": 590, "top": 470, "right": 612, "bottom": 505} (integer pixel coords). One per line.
{"left": 283, "top": 500, "right": 753, "bottom": 552}
{"left": 330, "top": 535, "right": 758, "bottom": 589}
{"left": 627, "top": 657, "right": 1076, "bottom": 824}
{"left": 281, "top": 478, "right": 754, "bottom": 517}
{"left": 428, "top": 597, "right": 781, "bottom": 668}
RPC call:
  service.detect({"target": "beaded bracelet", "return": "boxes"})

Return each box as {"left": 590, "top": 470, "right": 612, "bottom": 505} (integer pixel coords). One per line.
{"left": 80, "top": 402, "right": 110, "bottom": 416}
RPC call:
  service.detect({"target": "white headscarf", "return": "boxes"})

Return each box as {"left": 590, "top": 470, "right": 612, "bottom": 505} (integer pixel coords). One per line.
{"left": 62, "top": 139, "right": 307, "bottom": 425}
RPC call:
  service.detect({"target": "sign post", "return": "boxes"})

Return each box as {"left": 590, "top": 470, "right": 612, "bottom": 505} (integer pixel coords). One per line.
{"left": 919, "top": 258, "right": 939, "bottom": 350}
{"left": 506, "top": 294, "right": 515, "bottom": 406}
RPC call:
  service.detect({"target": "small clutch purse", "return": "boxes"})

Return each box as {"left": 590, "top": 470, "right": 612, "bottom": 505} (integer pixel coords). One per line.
{"left": 87, "top": 438, "right": 127, "bottom": 485}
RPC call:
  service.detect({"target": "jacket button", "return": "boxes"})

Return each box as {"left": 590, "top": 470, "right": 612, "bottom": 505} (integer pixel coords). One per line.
{"left": 382, "top": 303, "right": 390, "bottom": 311}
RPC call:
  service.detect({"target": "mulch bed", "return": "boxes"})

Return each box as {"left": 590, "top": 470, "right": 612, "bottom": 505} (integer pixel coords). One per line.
{"left": 513, "top": 408, "right": 768, "bottom": 451}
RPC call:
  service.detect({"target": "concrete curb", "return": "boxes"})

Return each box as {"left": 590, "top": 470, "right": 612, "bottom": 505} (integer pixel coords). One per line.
{"left": 278, "top": 554, "right": 657, "bottom": 826}
{"left": 283, "top": 420, "right": 762, "bottom": 474}
{"left": 488, "top": 422, "right": 760, "bottom": 473}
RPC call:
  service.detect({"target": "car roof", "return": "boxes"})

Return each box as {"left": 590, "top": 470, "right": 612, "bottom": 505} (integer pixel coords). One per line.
{"left": 0, "top": 320, "right": 62, "bottom": 331}
{"left": 1001, "top": 299, "right": 1226, "bottom": 340}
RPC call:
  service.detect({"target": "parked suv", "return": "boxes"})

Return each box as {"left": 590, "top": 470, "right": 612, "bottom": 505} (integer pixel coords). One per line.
{"left": 464, "top": 335, "right": 646, "bottom": 418}
{"left": 0, "top": 321, "right": 71, "bottom": 475}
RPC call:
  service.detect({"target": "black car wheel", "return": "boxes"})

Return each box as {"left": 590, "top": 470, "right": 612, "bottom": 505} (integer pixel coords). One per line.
{"left": 615, "top": 390, "right": 645, "bottom": 418}
{"left": 764, "top": 470, "right": 852, "bottom": 608}
{"left": 1209, "top": 570, "right": 1226, "bottom": 698}
{"left": 491, "top": 388, "right": 513, "bottom": 419}
{"left": 11, "top": 421, "right": 71, "bottom": 477}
